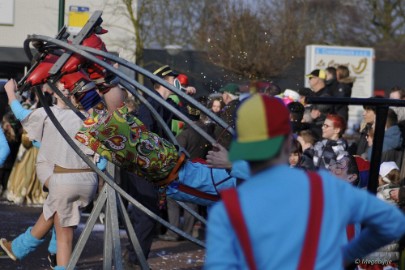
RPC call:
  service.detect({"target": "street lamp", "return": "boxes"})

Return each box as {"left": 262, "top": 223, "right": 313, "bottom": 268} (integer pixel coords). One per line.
{"left": 58, "top": 0, "right": 65, "bottom": 31}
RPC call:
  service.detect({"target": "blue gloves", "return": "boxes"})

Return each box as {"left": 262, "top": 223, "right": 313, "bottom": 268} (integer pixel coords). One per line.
{"left": 96, "top": 156, "right": 108, "bottom": 171}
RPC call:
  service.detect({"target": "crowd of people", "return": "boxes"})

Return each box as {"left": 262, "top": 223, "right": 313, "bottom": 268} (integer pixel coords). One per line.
{"left": 0, "top": 28, "right": 405, "bottom": 270}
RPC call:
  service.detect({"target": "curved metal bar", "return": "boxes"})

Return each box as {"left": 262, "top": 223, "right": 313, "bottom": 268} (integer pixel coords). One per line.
{"left": 49, "top": 73, "right": 190, "bottom": 200}
{"left": 35, "top": 86, "right": 205, "bottom": 248}
{"left": 47, "top": 68, "right": 179, "bottom": 148}
{"left": 45, "top": 52, "right": 201, "bottom": 234}
{"left": 23, "top": 24, "right": 69, "bottom": 62}
{"left": 175, "top": 200, "right": 207, "bottom": 225}
{"left": 23, "top": 38, "right": 34, "bottom": 61}
{"left": 119, "top": 80, "right": 179, "bottom": 146}
{"left": 46, "top": 67, "right": 200, "bottom": 239}
{"left": 116, "top": 190, "right": 149, "bottom": 269}
{"left": 25, "top": 40, "right": 203, "bottom": 245}
{"left": 44, "top": 50, "right": 182, "bottom": 150}
{"left": 25, "top": 35, "right": 217, "bottom": 145}
{"left": 44, "top": 82, "right": 150, "bottom": 268}
{"left": 25, "top": 36, "right": 207, "bottom": 243}
{"left": 47, "top": 82, "right": 87, "bottom": 121}
{"left": 307, "top": 96, "right": 405, "bottom": 107}
{"left": 76, "top": 45, "right": 234, "bottom": 135}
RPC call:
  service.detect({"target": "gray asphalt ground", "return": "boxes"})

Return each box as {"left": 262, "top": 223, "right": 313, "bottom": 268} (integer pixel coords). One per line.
{"left": 0, "top": 200, "right": 205, "bottom": 270}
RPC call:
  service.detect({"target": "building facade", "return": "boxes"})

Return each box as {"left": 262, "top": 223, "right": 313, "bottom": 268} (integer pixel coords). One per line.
{"left": 0, "top": 0, "right": 135, "bottom": 78}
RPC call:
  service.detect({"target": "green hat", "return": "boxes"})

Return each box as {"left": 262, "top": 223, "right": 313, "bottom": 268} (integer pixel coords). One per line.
{"left": 219, "top": 83, "right": 240, "bottom": 95}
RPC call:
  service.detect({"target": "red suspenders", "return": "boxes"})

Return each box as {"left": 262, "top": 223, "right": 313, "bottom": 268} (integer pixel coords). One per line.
{"left": 298, "top": 172, "right": 324, "bottom": 270}
{"left": 221, "top": 187, "right": 258, "bottom": 270}
{"left": 221, "top": 171, "right": 324, "bottom": 270}
{"left": 346, "top": 225, "right": 355, "bottom": 241}
{"left": 177, "top": 183, "right": 220, "bottom": 202}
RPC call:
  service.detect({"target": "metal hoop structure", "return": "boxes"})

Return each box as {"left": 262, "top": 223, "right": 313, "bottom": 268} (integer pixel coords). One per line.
{"left": 18, "top": 10, "right": 227, "bottom": 270}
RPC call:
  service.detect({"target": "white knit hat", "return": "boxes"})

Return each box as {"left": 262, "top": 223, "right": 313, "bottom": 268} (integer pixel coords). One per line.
{"left": 283, "top": 89, "right": 300, "bottom": 101}
{"left": 379, "top": 161, "right": 399, "bottom": 183}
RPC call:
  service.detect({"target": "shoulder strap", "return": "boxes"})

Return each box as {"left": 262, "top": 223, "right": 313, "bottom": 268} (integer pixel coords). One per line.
{"left": 298, "top": 171, "right": 324, "bottom": 270}
{"left": 221, "top": 188, "right": 257, "bottom": 270}
{"left": 177, "top": 183, "right": 220, "bottom": 202}
{"left": 221, "top": 171, "right": 324, "bottom": 270}
{"left": 346, "top": 224, "right": 355, "bottom": 241}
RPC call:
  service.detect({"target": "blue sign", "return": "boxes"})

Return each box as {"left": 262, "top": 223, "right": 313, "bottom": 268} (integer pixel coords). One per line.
{"left": 315, "top": 47, "right": 372, "bottom": 57}
{"left": 69, "top": 6, "right": 90, "bottom": 12}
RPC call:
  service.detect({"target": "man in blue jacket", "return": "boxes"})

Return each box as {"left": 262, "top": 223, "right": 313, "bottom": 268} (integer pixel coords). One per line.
{"left": 205, "top": 94, "right": 405, "bottom": 269}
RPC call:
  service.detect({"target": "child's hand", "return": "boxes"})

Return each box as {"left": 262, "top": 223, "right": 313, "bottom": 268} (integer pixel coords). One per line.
{"left": 184, "top": 86, "right": 196, "bottom": 95}
{"left": 4, "top": 79, "right": 18, "bottom": 103}
{"left": 4, "top": 79, "right": 17, "bottom": 94}
{"left": 2, "top": 122, "right": 12, "bottom": 132}
{"left": 206, "top": 143, "right": 232, "bottom": 169}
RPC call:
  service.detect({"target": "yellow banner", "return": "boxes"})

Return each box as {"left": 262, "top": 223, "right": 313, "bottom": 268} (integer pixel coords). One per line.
{"left": 68, "top": 6, "right": 89, "bottom": 27}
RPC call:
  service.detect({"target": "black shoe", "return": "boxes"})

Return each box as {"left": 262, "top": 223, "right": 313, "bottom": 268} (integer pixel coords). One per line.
{"left": 158, "top": 234, "right": 179, "bottom": 242}
{"left": 48, "top": 253, "right": 57, "bottom": 269}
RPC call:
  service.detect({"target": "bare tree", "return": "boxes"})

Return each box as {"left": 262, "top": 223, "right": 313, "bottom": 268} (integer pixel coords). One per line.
{"left": 196, "top": 0, "right": 315, "bottom": 79}
{"left": 359, "top": 0, "right": 405, "bottom": 60}
{"left": 109, "top": 0, "right": 405, "bottom": 83}
{"left": 195, "top": 0, "right": 405, "bottom": 81}
{"left": 284, "top": 0, "right": 405, "bottom": 61}
{"left": 110, "top": 0, "right": 204, "bottom": 64}
{"left": 139, "top": 0, "right": 204, "bottom": 49}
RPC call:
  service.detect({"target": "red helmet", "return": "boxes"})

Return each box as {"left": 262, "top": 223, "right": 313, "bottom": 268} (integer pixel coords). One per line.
{"left": 177, "top": 74, "right": 189, "bottom": 86}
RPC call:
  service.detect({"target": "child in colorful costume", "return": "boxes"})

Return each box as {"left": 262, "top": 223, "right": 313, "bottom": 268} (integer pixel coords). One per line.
{"left": 1, "top": 80, "right": 99, "bottom": 270}
{"left": 20, "top": 30, "right": 241, "bottom": 207}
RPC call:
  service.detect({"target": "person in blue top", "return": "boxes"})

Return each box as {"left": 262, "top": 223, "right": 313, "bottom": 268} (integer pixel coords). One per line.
{"left": 1, "top": 80, "right": 104, "bottom": 270}
{"left": 0, "top": 127, "right": 10, "bottom": 166}
{"left": 205, "top": 94, "right": 405, "bottom": 270}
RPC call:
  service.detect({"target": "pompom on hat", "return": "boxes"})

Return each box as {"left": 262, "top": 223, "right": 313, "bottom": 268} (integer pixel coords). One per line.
{"left": 379, "top": 161, "right": 399, "bottom": 183}
{"left": 229, "top": 94, "right": 291, "bottom": 161}
{"left": 283, "top": 89, "right": 300, "bottom": 101}
{"left": 177, "top": 74, "right": 189, "bottom": 87}
{"left": 278, "top": 89, "right": 300, "bottom": 106}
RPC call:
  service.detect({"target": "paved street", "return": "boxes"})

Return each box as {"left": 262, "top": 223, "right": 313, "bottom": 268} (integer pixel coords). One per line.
{"left": 0, "top": 200, "right": 205, "bottom": 270}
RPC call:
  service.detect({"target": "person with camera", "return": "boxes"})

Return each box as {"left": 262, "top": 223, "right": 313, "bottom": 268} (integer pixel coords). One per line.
{"left": 377, "top": 162, "right": 402, "bottom": 205}
{"left": 359, "top": 161, "right": 403, "bottom": 269}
